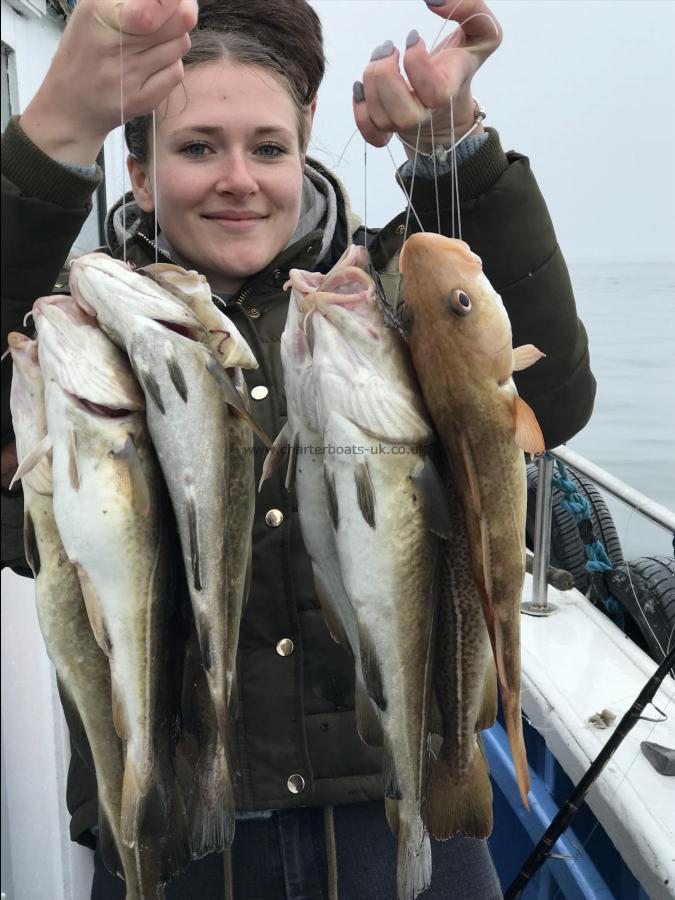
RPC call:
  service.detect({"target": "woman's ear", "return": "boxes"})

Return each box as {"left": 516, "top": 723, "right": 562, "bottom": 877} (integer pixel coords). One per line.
{"left": 127, "top": 155, "right": 155, "bottom": 213}
{"left": 302, "top": 96, "right": 318, "bottom": 154}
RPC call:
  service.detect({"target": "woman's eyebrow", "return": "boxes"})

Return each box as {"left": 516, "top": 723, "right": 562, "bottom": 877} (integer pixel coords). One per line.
{"left": 168, "top": 125, "right": 294, "bottom": 139}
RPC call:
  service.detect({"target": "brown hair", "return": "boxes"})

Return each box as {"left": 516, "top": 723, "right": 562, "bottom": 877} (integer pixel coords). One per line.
{"left": 197, "top": 0, "right": 325, "bottom": 104}
{"left": 125, "top": 0, "right": 325, "bottom": 164}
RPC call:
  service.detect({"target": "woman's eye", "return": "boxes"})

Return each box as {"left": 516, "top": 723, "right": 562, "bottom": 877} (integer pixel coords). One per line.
{"left": 181, "top": 142, "right": 211, "bottom": 158}
{"left": 255, "top": 143, "right": 286, "bottom": 159}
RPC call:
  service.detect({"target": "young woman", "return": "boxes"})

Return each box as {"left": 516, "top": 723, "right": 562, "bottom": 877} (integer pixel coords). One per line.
{"left": 1, "top": 0, "right": 595, "bottom": 896}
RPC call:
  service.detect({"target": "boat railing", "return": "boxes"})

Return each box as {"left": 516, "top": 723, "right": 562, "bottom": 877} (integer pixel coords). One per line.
{"left": 525, "top": 446, "right": 675, "bottom": 614}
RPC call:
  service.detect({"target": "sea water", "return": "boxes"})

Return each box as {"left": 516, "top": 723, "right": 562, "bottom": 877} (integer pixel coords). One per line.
{"left": 566, "top": 261, "right": 675, "bottom": 561}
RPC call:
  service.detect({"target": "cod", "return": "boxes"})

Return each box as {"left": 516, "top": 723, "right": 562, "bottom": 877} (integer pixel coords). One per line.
{"left": 399, "top": 234, "right": 545, "bottom": 812}
{"left": 302, "top": 255, "right": 438, "bottom": 900}
{"left": 69, "top": 253, "right": 261, "bottom": 855}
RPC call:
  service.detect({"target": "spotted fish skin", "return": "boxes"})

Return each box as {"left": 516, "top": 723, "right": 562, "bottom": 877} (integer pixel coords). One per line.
{"left": 423, "top": 458, "right": 497, "bottom": 841}
{"left": 399, "top": 234, "right": 546, "bottom": 811}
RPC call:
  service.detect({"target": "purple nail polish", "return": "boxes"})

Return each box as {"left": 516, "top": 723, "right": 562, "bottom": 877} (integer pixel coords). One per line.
{"left": 406, "top": 29, "right": 420, "bottom": 48}
{"left": 353, "top": 81, "right": 365, "bottom": 103}
{"left": 370, "top": 40, "right": 394, "bottom": 62}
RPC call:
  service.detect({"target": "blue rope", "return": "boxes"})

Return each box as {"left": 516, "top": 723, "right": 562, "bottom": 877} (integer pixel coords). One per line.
{"left": 551, "top": 458, "right": 624, "bottom": 627}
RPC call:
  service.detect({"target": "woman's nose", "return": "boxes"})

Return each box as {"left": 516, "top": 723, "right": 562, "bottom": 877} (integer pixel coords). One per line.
{"left": 215, "top": 152, "right": 258, "bottom": 196}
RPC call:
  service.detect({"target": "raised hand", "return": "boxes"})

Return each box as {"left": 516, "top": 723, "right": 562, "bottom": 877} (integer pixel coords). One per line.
{"left": 353, "top": 0, "right": 501, "bottom": 159}
{"left": 20, "top": 0, "right": 198, "bottom": 165}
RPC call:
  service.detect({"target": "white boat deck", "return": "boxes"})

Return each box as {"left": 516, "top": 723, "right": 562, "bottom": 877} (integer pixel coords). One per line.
{"left": 520, "top": 573, "right": 675, "bottom": 899}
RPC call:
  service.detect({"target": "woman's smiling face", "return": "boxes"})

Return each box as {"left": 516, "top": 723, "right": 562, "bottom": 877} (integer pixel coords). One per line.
{"left": 129, "top": 61, "right": 307, "bottom": 293}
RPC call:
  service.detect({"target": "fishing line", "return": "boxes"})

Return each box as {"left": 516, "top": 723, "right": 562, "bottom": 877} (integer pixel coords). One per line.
{"left": 384, "top": 145, "right": 425, "bottom": 234}
{"left": 334, "top": 126, "right": 360, "bottom": 169}
{"left": 119, "top": 17, "right": 127, "bottom": 265}
{"left": 363, "top": 140, "right": 368, "bottom": 247}
{"left": 429, "top": 114, "right": 441, "bottom": 235}
{"left": 152, "top": 108, "right": 159, "bottom": 265}
{"left": 450, "top": 97, "right": 457, "bottom": 239}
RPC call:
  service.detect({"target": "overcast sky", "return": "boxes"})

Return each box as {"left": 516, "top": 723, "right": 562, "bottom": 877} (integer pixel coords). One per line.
{"left": 307, "top": 0, "right": 675, "bottom": 264}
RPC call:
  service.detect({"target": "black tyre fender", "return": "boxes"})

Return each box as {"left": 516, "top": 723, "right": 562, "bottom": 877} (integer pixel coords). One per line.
{"left": 525, "top": 462, "right": 624, "bottom": 593}
{"left": 606, "top": 556, "right": 675, "bottom": 664}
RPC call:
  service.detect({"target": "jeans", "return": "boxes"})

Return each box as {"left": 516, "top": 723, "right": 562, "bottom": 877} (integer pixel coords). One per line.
{"left": 91, "top": 800, "right": 502, "bottom": 899}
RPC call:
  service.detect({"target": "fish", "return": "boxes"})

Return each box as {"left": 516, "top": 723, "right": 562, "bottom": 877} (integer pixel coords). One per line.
{"left": 138, "top": 263, "right": 258, "bottom": 370}
{"left": 8, "top": 329, "right": 169, "bottom": 897}
{"left": 302, "top": 258, "right": 439, "bottom": 900}
{"left": 32, "top": 295, "right": 175, "bottom": 852}
{"left": 398, "top": 233, "right": 546, "bottom": 810}
{"left": 68, "top": 253, "right": 260, "bottom": 852}
{"left": 262, "top": 245, "right": 383, "bottom": 748}
{"left": 137, "top": 262, "right": 259, "bottom": 854}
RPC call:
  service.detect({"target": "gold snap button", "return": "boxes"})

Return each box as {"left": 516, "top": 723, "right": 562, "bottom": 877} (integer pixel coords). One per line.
{"left": 265, "top": 509, "right": 284, "bottom": 527}
{"left": 248, "top": 308, "right": 261, "bottom": 319}
{"left": 276, "top": 638, "right": 294, "bottom": 657}
{"left": 287, "top": 774, "right": 305, "bottom": 794}
{"left": 251, "top": 386, "right": 269, "bottom": 401}
{"left": 396, "top": 224, "right": 405, "bottom": 235}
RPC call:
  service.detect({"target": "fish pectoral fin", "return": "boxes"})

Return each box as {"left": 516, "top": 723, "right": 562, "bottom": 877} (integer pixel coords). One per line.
{"left": 411, "top": 454, "right": 453, "bottom": 539}
{"left": 514, "top": 395, "right": 546, "bottom": 457}
{"left": 513, "top": 344, "right": 545, "bottom": 371}
{"left": 113, "top": 435, "right": 151, "bottom": 517}
{"left": 259, "top": 423, "right": 290, "bottom": 491}
{"left": 206, "top": 356, "right": 272, "bottom": 448}
{"left": 8, "top": 434, "right": 52, "bottom": 490}
{"left": 76, "top": 564, "right": 113, "bottom": 657}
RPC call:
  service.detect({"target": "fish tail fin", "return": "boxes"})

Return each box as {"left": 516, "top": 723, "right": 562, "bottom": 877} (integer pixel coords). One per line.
{"left": 423, "top": 741, "right": 494, "bottom": 840}
{"left": 189, "top": 737, "right": 236, "bottom": 858}
{"left": 396, "top": 807, "right": 432, "bottom": 900}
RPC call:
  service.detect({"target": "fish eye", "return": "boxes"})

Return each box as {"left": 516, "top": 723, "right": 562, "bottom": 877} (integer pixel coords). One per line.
{"left": 447, "top": 289, "right": 472, "bottom": 316}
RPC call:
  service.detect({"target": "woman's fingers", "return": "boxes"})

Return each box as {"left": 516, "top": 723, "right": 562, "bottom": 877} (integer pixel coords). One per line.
{"left": 353, "top": 84, "right": 392, "bottom": 148}
{"left": 402, "top": 32, "right": 476, "bottom": 110}
{"left": 423, "top": 0, "right": 502, "bottom": 51}
{"left": 363, "top": 46, "right": 427, "bottom": 134}
{"left": 114, "top": 0, "right": 198, "bottom": 38}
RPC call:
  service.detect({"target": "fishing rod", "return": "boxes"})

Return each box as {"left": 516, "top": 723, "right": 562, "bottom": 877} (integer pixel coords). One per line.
{"left": 504, "top": 645, "right": 675, "bottom": 900}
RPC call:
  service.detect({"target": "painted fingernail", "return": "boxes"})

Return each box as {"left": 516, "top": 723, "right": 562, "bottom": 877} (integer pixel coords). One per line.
{"left": 353, "top": 80, "right": 365, "bottom": 103}
{"left": 370, "top": 40, "right": 394, "bottom": 61}
{"left": 424, "top": 0, "right": 445, "bottom": 7}
{"left": 406, "top": 29, "right": 420, "bottom": 48}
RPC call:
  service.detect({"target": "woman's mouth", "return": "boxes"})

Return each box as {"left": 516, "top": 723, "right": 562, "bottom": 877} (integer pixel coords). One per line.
{"left": 202, "top": 211, "right": 266, "bottom": 232}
